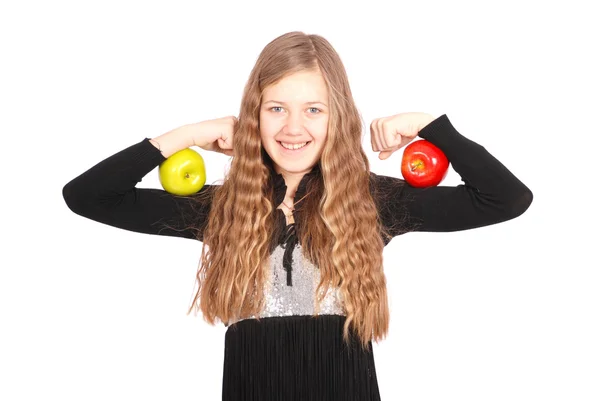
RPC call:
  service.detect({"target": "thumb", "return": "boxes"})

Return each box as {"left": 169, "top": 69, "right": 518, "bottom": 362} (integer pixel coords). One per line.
{"left": 379, "top": 150, "right": 393, "bottom": 160}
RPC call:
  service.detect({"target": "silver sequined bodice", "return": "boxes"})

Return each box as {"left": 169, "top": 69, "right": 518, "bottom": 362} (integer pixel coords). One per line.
{"left": 228, "top": 244, "right": 346, "bottom": 325}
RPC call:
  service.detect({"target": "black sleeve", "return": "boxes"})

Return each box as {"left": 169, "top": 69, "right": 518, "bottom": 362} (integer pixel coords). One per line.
{"left": 372, "top": 114, "right": 533, "bottom": 239}
{"left": 62, "top": 137, "right": 214, "bottom": 241}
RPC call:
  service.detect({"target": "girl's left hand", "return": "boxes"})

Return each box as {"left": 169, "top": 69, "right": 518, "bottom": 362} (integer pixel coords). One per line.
{"left": 370, "top": 112, "right": 436, "bottom": 160}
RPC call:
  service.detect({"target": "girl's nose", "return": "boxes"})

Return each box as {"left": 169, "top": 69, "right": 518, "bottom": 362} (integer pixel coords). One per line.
{"left": 283, "top": 112, "right": 304, "bottom": 135}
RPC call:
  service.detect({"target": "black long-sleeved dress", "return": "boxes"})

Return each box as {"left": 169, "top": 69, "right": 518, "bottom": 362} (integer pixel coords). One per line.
{"left": 62, "top": 114, "right": 533, "bottom": 400}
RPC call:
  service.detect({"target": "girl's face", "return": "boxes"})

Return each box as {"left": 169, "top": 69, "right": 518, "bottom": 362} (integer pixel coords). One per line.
{"left": 259, "top": 69, "right": 329, "bottom": 176}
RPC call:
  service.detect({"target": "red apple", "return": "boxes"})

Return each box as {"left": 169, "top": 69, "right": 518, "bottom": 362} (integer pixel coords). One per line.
{"left": 401, "top": 139, "right": 449, "bottom": 188}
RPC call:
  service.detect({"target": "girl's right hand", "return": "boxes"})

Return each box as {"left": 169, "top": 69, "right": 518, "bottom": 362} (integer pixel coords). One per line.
{"left": 190, "top": 116, "right": 238, "bottom": 156}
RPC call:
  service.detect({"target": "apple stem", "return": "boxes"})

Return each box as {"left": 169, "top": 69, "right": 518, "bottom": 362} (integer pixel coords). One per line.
{"left": 410, "top": 161, "right": 424, "bottom": 171}
{"left": 185, "top": 173, "right": 189, "bottom": 178}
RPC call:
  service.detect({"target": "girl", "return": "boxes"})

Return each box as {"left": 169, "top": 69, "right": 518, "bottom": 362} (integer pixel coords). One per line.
{"left": 63, "top": 31, "right": 533, "bottom": 400}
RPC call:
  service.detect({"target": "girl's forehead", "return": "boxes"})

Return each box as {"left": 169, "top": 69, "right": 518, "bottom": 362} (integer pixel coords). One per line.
{"left": 263, "top": 71, "right": 328, "bottom": 101}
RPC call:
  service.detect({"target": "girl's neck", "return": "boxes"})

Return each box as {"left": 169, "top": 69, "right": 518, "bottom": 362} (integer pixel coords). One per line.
{"left": 277, "top": 170, "right": 304, "bottom": 197}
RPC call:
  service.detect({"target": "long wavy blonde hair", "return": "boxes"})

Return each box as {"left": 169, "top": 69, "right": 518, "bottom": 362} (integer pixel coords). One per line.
{"left": 187, "top": 31, "right": 389, "bottom": 349}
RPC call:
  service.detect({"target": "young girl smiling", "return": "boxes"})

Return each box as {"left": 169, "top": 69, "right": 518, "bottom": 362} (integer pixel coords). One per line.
{"left": 63, "top": 31, "right": 533, "bottom": 400}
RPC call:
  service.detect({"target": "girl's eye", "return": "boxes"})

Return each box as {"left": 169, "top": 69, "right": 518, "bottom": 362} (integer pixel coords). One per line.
{"left": 269, "top": 106, "right": 321, "bottom": 113}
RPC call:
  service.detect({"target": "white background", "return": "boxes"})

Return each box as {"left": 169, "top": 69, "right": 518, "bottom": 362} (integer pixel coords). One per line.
{"left": 2, "top": 0, "right": 599, "bottom": 400}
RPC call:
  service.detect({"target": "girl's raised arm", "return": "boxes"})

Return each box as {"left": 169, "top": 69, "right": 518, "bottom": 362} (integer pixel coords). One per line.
{"left": 371, "top": 114, "right": 533, "bottom": 238}
{"left": 63, "top": 117, "right": 237, "bottom": 241}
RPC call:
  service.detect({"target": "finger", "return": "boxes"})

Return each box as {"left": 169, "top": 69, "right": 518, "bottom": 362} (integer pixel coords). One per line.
{"left": 379, "top": 142, "right": 403, "bottom": 160}
{"left": 374, "top": 119, "right": 385, "bottom": 151}
{"left": 382, "top": 120, "right": 401, "bottom": 149}
{"left": 218, "top": 137, "right": 232, "bottom": 150}
{"left": 369, "top": 120, "right": 378, "bottom": 151}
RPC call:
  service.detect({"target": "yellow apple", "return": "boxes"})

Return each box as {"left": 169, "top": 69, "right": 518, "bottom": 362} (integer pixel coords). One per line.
{"left": 158, "top": 148, "right": 206, "bottom": 196}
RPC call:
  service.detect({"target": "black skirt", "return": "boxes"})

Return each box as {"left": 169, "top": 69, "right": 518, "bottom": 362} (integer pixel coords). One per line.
{"left": 222, "top": 314, "right": 381, "bottom": 401}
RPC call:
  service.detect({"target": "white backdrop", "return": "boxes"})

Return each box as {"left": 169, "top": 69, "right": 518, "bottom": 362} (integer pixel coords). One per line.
{"left": 2, "top": 1, "right": 598, "bottom": 400}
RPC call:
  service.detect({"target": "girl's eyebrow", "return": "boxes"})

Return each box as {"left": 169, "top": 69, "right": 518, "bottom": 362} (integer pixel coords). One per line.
{"left": 263, "top": 100, "right": 328, "bottom": 107}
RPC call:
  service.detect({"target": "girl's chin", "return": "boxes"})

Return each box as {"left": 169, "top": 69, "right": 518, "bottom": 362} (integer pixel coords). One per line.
{"left": 273, "top": 159, "right": 318, "bottom": 175}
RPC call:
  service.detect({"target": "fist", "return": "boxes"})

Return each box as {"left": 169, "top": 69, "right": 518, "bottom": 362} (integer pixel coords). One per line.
{"left": 191, "top": 115, "right": 238, "bottom": 157}
{"left": 370, "top": 112, "right": 436, "bottom": 160}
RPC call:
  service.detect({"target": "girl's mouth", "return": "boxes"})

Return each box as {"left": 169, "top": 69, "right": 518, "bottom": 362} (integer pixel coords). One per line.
{"left": 278, "top": 141, "right": 311, "bottom": 153}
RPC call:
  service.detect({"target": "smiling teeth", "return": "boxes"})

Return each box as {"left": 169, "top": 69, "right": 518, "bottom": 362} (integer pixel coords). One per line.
{"left": 281, "top": 141, "right": 308, "bottom": 150}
